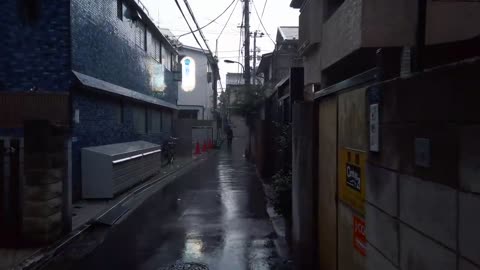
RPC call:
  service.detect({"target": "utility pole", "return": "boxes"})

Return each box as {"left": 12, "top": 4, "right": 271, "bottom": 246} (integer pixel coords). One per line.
{"left": 253, "top": 31, "right": 257, "bottom": 86}
{"left": 252, "top": 30, "right": 264, "bottom": 86}
{"left": 244, "top": 0, "right": 251, "bottom": 86}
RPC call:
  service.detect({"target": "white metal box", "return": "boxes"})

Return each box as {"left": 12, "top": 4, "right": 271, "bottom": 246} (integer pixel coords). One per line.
{"left": 81, "top": 141, "right": 162, "bottom": 199}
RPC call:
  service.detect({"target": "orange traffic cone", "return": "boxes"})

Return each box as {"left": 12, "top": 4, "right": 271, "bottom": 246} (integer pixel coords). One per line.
{"left": 195, "top": 141, "right": 201, "bottom": 155}
{"left": 208, "top": 139, "right": 213, "bottom": 149}
{"left": 202, "top": 141, "right": 208, "bottom": 152}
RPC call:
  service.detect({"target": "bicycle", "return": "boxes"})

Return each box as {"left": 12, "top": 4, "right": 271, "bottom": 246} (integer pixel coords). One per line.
{"left": 162, "top": 136, "right": 178, "bottom": 166}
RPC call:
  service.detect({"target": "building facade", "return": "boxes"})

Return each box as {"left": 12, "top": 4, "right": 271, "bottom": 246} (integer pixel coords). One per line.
{"left": 257, "top": 26, "right": 302, "bottom": 123}
{"left": 0, "top": 0, "right": 181, "bottom": 201}
{"left": 291, "top": 0, "right": 480, "bottom": 89}
{"left": 177, "top": 45, "right": 219, "bottom": 121}
{"left": 288, "top": 1, "right": 480, "bottom": 270}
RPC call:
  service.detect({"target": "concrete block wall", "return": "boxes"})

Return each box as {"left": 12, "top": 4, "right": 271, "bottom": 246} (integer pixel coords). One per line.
{"left": 366, "top": 60, "right": 480, "bottom": 270}
{"left": 23, "top": 122, "right": 69, "bottom": 245}
{"left": 313, "top": 60, "right": 480, "bottom": 270}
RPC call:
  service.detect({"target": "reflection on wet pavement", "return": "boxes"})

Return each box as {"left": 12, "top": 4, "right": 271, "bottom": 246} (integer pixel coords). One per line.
{"left": 48, "top": 138, "right": 282, "bottom": 270}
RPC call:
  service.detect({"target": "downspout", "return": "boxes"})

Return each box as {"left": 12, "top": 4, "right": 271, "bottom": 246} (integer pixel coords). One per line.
{"left": 414, "top": 0, "right": 427, "bottom": 72}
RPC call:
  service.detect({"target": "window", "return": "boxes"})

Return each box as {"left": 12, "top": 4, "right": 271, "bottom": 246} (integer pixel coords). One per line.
{"left": 133, "top": 106, "right": 147, "bottom": 134}
{"left": 152, "top": 38, "right": 161, "bottom": 62}
{"left": 114, "top": 101, "right": 124, "bottom": 124}
{"left": 135, "top": 22, "right": 146, "bottom": 51}
{"left": 149, "top": 109, "right": 161, "bottom": 134}
{"left": 162, "top": 45, "right": 172, "bottom": 70}
{"left": 162, "top": 110, "right": 172, "bottom": 133}
{"left": 117, "top": 0, "right": 123, "bottom": 20}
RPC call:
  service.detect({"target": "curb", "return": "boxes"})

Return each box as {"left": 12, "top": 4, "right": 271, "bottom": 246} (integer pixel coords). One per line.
{"left": 16, "top": 152, "right": 215, "bottom": 270}
{"left": 258, "top": 178, "right": 291, "bottom": 260}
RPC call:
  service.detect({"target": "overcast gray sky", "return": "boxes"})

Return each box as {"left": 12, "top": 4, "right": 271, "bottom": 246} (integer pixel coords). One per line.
{"left": 141, "top": 0, "right": 299, "bottom": 90}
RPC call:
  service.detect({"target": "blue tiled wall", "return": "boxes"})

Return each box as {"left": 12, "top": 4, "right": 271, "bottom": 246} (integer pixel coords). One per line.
{"left": 69, "top": 0, "right": 178, "bottom": 200}
{"left": 71, "top": 0, "right": 178, "bottom": 104}
{"left": 71, "top": 91, "right": 171, "bottom": 199}
{"left": 0, "top": 0, "right": 178, "bottom": 200}
{"left": 0, "top": 0, "right": 72, "bottom": 91}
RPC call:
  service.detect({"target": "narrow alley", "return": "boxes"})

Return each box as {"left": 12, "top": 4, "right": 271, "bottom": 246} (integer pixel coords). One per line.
{"left": 42, "top": 138, "right": 285, "bottom": 270}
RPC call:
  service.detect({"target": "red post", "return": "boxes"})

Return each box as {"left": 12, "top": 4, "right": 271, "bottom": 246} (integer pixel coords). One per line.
{"left": 195, "top": 141, "right": 201, "bottom": 155}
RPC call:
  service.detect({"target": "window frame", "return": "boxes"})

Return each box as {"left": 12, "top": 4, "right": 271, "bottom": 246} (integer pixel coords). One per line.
{"left": 117, "top": 0, "right": 123, "bottom": 20}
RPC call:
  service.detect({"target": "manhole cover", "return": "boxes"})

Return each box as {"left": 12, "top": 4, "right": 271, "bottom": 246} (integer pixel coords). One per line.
{"left": 160, "top": 262, "right": 209, "bottom": 270}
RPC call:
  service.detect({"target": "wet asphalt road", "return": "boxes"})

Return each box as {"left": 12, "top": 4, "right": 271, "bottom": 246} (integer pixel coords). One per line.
{"left": 46, "top": 138, "right": 284, "bottom": 270}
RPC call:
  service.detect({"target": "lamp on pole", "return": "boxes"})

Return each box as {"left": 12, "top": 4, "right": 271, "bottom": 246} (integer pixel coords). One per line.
{"left": 224, "top": 59, "right": 245, "bottom": 73}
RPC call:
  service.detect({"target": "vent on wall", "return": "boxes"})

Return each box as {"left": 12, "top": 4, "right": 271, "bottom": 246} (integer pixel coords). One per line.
{"left": 17, "top": 0, "right": 41, "bottom": 25}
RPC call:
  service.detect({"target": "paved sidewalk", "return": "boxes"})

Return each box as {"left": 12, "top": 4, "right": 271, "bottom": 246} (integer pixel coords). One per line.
{"left": 0, "top": 154, "right": 205, "bottom": 270}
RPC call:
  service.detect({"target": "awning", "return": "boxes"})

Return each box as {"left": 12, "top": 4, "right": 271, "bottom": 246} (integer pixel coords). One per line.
{"left": 73, "top": 71, "right": 177, "bottom": 110}
{"left": 274, "top": 76, "right": 290, "bottom": 90}
{"left": 265, "top": 75, "right": 290, "bottom": 98}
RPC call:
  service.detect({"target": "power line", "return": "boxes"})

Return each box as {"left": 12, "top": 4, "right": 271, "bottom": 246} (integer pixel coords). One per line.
{"left": 182, "top": 0, "right": 214, "bottom": 55}
{"left": 173, "top": 0, "right": 206, "bottom": 53}
{"left": 217, "top": 0, "right": 240, "bottom": 40}
{"left": 261, "top": 0, "right": 268, "bottom": 18}
{"left": 178, "top": 0, "right": 237, "bottom": 38}
{"left": 252, "top": 0, "right": 275, "bottom": 45}
{"left": 255, "top": 0, "right": 268, "bottom": 30}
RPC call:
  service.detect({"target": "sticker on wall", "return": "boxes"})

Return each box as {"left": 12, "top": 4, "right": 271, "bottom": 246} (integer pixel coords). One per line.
{"left": 339, "top": 148, "right": 366, "bottom": 214}
{"left": 353, "top": 216, "right": 366, "bottom": 256}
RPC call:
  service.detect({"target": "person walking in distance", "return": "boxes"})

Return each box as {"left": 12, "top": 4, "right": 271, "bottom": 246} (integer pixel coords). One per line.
{"left": 226, "top": 126, "right": 233, "bottom": 146}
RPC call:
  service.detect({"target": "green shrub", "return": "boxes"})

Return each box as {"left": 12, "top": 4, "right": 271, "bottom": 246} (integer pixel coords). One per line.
{"left": 271, "top": 168, "right": 292, "bottom": 219}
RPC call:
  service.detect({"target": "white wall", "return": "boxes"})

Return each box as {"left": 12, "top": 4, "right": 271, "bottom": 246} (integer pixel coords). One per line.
{"left": 177, "top": 48, "right": 214, "bottom": 120}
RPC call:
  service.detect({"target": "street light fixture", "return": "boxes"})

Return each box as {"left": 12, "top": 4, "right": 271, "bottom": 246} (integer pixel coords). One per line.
{"left": 223, "top": 60, "right": 245, "bottom": 73}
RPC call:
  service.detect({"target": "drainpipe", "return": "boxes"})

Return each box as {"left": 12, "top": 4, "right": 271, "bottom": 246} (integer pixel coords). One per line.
{"left": 414, "top": 0, "right": 427, "bottom": 72}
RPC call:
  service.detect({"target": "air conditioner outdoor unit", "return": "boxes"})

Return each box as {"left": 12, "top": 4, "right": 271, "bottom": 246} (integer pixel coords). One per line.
{"left": 82, "top": 141, "right": 162, "bottom": 199}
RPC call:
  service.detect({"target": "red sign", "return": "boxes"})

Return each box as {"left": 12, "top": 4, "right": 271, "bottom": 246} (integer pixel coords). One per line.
{"left": 353, "top": 216, "right": 366, "bottom": 256}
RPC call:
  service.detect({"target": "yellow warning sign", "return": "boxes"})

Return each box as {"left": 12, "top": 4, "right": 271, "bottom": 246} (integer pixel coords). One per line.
{"left": 338, "top": 148, "right": 366, "bottom": 214}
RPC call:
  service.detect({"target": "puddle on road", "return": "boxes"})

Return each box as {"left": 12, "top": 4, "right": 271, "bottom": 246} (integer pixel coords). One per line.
{"left": 159, "top": 262, "right": 209, "bottom": 270}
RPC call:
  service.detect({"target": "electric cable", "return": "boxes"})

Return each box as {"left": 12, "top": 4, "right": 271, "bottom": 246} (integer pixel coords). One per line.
{"left": 178, "top": 0, "right": 237, "bottom": 38}
{"left": 217, "top": 0, "right": 240, "bottom": 40}
{"left": 183, "top": 0, "right": 214, "bottom": 55}
{"left": 252, "top": 0, "right": 275, "bottom": 45}
{"left": 173, "top": 0, "right": 206, "bottom": 53}
{"left": 261, "top": 0, "right": 268, "bottom": 18}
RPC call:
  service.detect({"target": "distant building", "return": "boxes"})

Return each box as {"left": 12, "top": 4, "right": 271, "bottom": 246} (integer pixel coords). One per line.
{"left": 0, "top": 0, "right": 181, "bottom": 200}
{"left": 256, "top": 26, "right": 302, "bottom": 123}
{"left": 177, "top": 45, "right": 220, "bottom": 120}
{"left": 225, "top": 72, "right": 246, "bottom": 109}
